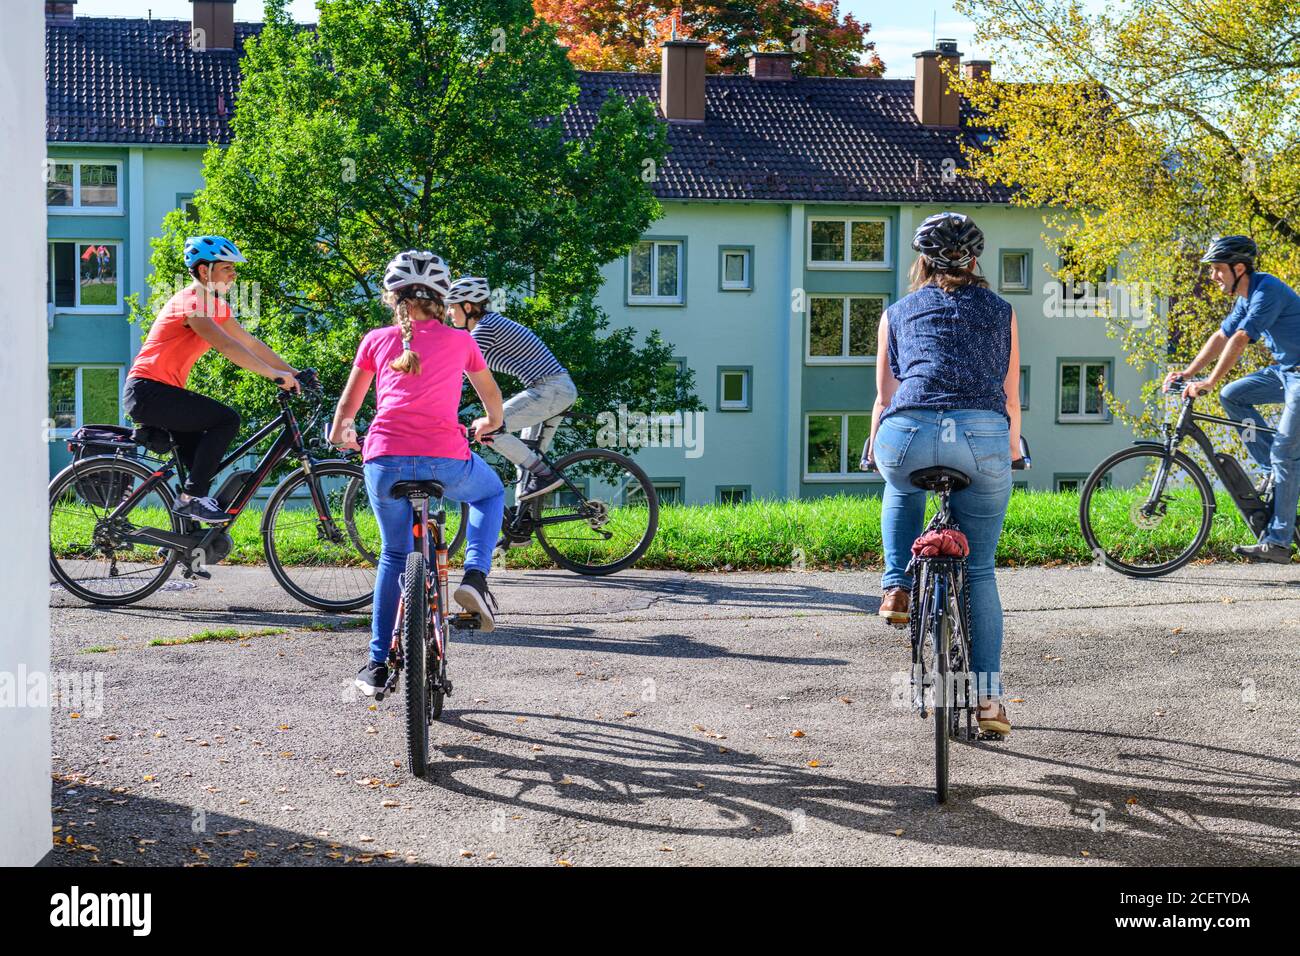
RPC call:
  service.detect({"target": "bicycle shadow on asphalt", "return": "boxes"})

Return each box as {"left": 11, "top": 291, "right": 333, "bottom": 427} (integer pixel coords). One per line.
{"left": 450, "top": 621, "right": 849, "bottom": 667}
{"left": 424, "top": 711, "right": 1298, "bottom": 864}
{"left": 1144, "top": 570, "right": 1300, "bottom": 591}
{"left": 493, "top": 568, "right": 880, "bottom": 618}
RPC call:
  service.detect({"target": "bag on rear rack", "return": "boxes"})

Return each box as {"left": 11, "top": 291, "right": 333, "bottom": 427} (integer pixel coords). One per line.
{"left": 67, "top": 424, "right": 138, "bottom": 507}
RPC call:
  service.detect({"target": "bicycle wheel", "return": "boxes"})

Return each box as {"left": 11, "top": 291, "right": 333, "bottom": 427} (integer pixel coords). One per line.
{"left": 49, "top": 456, "right": 182, "bottom": 605}
{"left": 438, "top": 500, "right": 473, "bottom": 560}
{"left": 930, "top": 572, "right": 951, "bottom": 804}
{"left": 401, "top": 551, "right": 430, "bottom": 777}
{"left": 1079, "top": 446, "right": 1214, "bottom": 577}
{"left": 264, "top": 460, "right": 377, "bottom": 611}
{"left": 534, "top": 449, "right": 659, "bottom": 575}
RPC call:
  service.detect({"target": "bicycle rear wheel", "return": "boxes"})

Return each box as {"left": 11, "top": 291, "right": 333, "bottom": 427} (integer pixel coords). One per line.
{"left": 264, "top": 460, "right": 377, "bottom": 611}
{"left": 401, "top": 551, "right": 431, "bottom": 777}
{"left": 930, "top": 572, "right": 951, "bottom": 804}
{"left": 49, "top": 456, "right": 181, "bottom": 605}
{"left": 534, "top": 449, "right": 659, "bottom": 575}
{"left": 1079, "top": 446, "right": 1214, "bottom": 577}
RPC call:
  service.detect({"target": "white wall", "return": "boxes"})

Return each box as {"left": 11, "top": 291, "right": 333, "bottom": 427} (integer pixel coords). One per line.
{"left": 0, "top": 0, "right": 52, "bottom": 866}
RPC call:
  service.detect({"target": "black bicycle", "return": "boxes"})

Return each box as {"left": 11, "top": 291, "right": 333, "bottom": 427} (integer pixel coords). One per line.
{"left": 1079, "top": 376, "right": 1284, "bottom": 577}
{"left": 439, "top": 408, "right": 661, "bottom": 575}
{"left": 49, "top": 369, "right": 380, "bottom": 610}
{"left": 865, "top": 436, "right": 1030, "bottom": 804}
{"left": 370, "top": 478, "right": 481, "bottom": 776}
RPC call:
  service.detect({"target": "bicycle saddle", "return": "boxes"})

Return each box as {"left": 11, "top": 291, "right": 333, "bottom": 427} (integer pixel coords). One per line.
{"left": 909, "top": 466, "right": 971, "bottom": 492}
{"left": 390, "top": 479, "right": 445, "bottom": 500}
{"left": 130, "top": 425, "right": 175, "bottom": 453}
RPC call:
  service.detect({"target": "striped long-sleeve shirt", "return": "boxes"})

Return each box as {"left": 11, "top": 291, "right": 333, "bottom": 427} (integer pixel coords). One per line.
{"left": 470, "top": 311, "right": 567, "bottom": 385}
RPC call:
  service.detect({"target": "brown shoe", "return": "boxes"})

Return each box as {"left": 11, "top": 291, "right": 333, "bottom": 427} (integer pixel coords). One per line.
{"left": 878, "top": 587, "right": 910, "bottom": 626}
{"left": 977, "top": 701, "right": 1011, "bottom": 737}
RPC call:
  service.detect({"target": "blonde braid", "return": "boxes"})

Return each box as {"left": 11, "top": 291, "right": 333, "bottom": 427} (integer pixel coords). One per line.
{"left": 389, "top": 300, "right": 423, "bottom": 375}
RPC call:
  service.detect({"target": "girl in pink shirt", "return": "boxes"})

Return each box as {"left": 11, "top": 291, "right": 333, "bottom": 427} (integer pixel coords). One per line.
{"left": 329, "top": 251, "right": 506, "bottom": 698}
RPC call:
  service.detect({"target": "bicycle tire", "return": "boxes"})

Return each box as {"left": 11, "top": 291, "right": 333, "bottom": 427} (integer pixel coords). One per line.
{"left": 1079, "top": 446, "right": 1214, "bottom": 578}
{"left": 442, "top": 501, "right": 473, "bottom": 559}
{"left": 402, "top": 551, "right": 431, "bottom": 777}
{"left": 534, "top": 448, "right": 659, "bottom": 575}
{"left": 263, "top": 460, "right": 375, "bottom": 611}
{"left": 49, "top": 456, "right": 182, "bottom": 606}
{"left": 932, "top": 572, "right": 951, "bottom": 804}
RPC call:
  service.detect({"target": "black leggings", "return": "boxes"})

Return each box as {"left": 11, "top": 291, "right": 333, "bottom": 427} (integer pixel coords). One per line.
{"left": 123, "top": 377, "right": 240, "bottom": 497}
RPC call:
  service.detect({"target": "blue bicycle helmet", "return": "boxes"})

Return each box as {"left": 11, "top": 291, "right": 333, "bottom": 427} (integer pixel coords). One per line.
{"left": 183, "top": 235, "right": 246, "bottom": 270}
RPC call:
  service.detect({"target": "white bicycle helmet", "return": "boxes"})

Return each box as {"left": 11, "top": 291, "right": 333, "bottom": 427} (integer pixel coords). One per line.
{"left": 445, "top": 276, "right": 492, "bottom": 305}
{"left": 382, "top": 250, "right": 451, "bottom": 300}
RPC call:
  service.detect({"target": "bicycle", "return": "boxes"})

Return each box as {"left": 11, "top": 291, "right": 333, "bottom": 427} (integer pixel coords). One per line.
{"left": 49, "top": 369, "right": 380, "bottom": 611}
{"left": 1079, "top": 376, "right": 1285, "bottom": 577}
{"left": 370, "top": 478, "right": 481, "bottom": 776}
{"left": 439, "top": 407, "right": 661, "bottom": 576}
{"left": 866, "top": 436, "right": 1030, "bottom": 804}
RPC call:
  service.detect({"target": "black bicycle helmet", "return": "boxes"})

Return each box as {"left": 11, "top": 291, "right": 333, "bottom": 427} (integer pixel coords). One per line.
{"left": 912, "top": 212, "right": 985, "bottom": 270}
{"left": 1200, "top": 235, "right": 1257, "bottom": 267}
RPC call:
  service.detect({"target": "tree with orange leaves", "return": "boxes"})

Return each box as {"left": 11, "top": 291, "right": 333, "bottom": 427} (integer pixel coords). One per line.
{"left": 535, "top": 0, "right": 884, "bottom": 76}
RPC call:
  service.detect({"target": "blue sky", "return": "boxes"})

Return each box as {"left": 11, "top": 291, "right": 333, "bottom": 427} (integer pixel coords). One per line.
{"left": 69, "top": 1, "right": 984, "bottom": 77}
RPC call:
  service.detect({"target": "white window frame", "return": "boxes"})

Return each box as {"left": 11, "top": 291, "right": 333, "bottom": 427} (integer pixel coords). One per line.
{"left": 48, "top": 240, "right": 124, "bottom": 314}
{"left": 1058, "top": 360, "right": 1110, "bottom": 422}
{"left": 720, "top": 248, "right": 751, "bottom": 290}
{"left": 46, "top": 159, "right": 124, "bottom": 216}
{"left": 48, "top": 365, "right": 126, "bottom": 439}
{"left": 803, "top": 412, "right": 874, "bottom": 482}
{"left": 805, "top": 294, "right": 886, "bottom": 365}
{"left": 807, "top": 217, "right": 891, "bottom": 270}
{"left": 1000, "top": 250, "right": 1030, "bottom": 292}
{"left": 719, "top": 369, "right": 750, "bottom": 410}
{"left": 628, "top": 239, "right": 684, "bottom": 305}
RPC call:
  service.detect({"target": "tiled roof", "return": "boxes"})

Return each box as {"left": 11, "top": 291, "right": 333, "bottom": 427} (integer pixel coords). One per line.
{"left": 568, "top": 73, "right": 1011, "bottom": 204}
{"left": 46, "top": 17, "right": 1009, "bottom": 204}
{"left": 46, "top": 17, "right": 257, "bottom": 145}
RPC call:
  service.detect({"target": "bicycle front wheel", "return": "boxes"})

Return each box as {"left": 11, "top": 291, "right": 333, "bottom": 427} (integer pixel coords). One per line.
{"left": 534, "top": 449, "right": 659, "bottom": 575}
{"left": 930, "top": 574, "right": 952, "bottom": 805}
{"left": 49, "top": 456, "right": 181, "bottom": 605}
{"left": 264, "top": 460, "right": 378, "bottom": 611}
{"left": 1079, "top": 446, "right": 1214, "bottom": 577}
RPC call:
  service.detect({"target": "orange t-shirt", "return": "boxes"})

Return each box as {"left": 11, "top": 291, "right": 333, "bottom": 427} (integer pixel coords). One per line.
{"left": 128, "top": 286, "right": 234, "bottom": 388}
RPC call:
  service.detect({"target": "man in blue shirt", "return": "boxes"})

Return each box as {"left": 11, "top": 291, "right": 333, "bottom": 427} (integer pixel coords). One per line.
{"left": 1164, "top": 235, "right": 1300, "bottom": 562}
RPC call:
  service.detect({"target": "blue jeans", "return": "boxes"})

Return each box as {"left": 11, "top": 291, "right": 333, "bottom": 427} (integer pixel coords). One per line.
{"left": 1220, "top": 366, "right": 1300, "bottom": 546}
{"left": 876, "top": 410, "right": 1012, "bottom": 697}
{"left": 363, "top": 454, "right": 505, "bottom": 664}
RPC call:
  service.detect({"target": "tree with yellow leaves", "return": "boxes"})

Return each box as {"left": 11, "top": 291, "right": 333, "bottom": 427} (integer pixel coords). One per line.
{"left": 955, "top": 0, "right": 1300, "bottom": 436}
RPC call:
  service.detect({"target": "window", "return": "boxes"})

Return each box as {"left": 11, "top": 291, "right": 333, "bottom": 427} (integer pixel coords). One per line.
{"left": 178, "top": 193, "right": 199, "bottom": 221}
{"left": 807, "top": 296, "right": 884, "bottom": 363}
{"left": 717, "top": 367, "right": 752, "bottom": 412}
{"left": 1019, "top": 366, "right": 1030, "bottom": 410}
{"left": 629, "top": 479, "right": 684, "bottom": 506}
{"left": 1058, "top": 360, "right": 1110, "bottom": 422}
{"left": 1058, "top": 245, "right": 1111, "bottom": 306}
{"left": 805, "top": 413, "right": 872, "bottom": 479}
{"left": 808, "top": 218, "right": 889, "bottom": 267}
{"left": 1000, "top": 250, "right": 1031, "bottom": 293}
{"left": 719, "top": 247, "right": 752, "bottom": 291}
{"left": 46, "top": 160, "right": 122, "bottom": 213}
{"left": 48, "top": 242, "right": 122, "bottom": 312}
{"left": 1054, "top": 474, "right": 1108, "bottom": 493}
{"left": 628, "top": 239, "right": 684, "bottom": 305}
{"left": 48, "top": 366, "right": 123, "bottom": 435}
{"left": 716, "top": 485, "right": 751, "bottom": 505}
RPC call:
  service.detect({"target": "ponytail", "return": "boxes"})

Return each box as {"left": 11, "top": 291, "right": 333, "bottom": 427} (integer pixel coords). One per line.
{"left": 389, "top": 300, "right": 422, "bottom": 376}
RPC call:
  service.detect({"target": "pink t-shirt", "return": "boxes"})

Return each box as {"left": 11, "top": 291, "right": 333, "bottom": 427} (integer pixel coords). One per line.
{"left": 354, "top": 320, "right": 487, "bottom": 461}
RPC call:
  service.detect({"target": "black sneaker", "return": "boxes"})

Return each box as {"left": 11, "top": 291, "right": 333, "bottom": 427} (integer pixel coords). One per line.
{"left": 354, "top": 660, "right": 389, "bottom": 697}
{"left": 1233, "top": 541, "right": 1292, "bottom": 564}
{"left": 174, "top": 495, "right": 232, "bottom": 524}
{"left": 453, "top": 569, "right": 497, "bottom": 632}
{"left": 517, "top": 463, "right": 563, "bottom": 502}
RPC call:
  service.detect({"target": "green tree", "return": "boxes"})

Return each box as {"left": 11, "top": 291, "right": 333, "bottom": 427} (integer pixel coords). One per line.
{"left": 954, "top": 0, "right": 1300, "bottom": 437}
{"left": 138, "top": 0, "right": 697, "bottom": 466}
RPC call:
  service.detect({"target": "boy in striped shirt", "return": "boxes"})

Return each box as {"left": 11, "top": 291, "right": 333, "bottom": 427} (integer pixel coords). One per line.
{"left": 444, "top": 277, "right": 577, "bottom": 504}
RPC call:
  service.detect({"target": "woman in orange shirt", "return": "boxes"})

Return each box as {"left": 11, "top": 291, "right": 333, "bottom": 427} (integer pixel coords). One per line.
{"left": 124, "top": 236, "right": 298, "bottom": 523}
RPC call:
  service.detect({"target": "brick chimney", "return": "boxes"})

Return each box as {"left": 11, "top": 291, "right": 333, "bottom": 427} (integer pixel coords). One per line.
{"left": 190, "top": 0, "right": 236, "bottom": 51}
{"left": 660, "top": 40, "right": 707, "bottom": 123}
{"left": 45, "top": 1, "right": 76, "bottom": 21}
{"left": 963, "top": 59, "right": 992, "bottom": 81}
{"left": 746, "top": 51, "right": 794, "bottom": 81}
{"left": 913, "top": 38, "right": 961, "bottom": 127}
